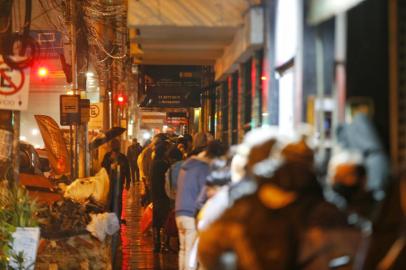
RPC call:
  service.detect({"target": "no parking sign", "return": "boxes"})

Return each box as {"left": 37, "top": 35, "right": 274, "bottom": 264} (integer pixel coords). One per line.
{"left": 0, "top": 55, "right": 30, "bottom": 111}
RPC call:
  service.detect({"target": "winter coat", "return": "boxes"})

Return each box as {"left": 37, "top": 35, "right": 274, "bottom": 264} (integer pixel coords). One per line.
{"left": 101, "top": 151, "right": 130, "bottom": 216}
{"left": 165, "top": 160, "right": 183, "bottom": 200}
{"left": 150, "top": 158, "right": 170, "bottom": 228}
{"left": 137, "top": 145, "right": 153, "bottom": 187}
{"left": 175, "top": 153, "right": 211, "bottom": 218}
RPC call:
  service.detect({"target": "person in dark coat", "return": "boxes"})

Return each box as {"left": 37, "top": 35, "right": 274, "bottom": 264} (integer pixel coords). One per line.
{"left": 127, "top": 138, "right": 142, "bottom": 183}
{"left": 150, "top": 141, "right": 171, "bottom": 252}
{"left": 101, "top": 138, "right": 131, "bottom": 222}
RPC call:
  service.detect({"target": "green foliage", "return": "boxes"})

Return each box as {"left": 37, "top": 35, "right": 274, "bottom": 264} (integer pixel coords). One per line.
{"left": 0, "top": 180, "right": 39, "bottom": 268}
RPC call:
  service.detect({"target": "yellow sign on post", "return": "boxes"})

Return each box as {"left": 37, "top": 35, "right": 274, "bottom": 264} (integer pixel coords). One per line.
{"left": 89, "top": 102, "right": 104, "bottom": 130}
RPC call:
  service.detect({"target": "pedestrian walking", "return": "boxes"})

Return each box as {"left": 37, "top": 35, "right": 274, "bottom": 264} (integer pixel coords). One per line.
{"left": 127, "top": 138, "right": 142, "bottom": 183}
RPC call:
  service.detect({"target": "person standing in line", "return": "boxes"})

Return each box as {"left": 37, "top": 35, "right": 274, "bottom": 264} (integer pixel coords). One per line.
{"left": 182, "top": 134, "right": 194, "bottom": 157}
{"left": 150, "top": 141, "right": 171, "bottom": 252}
{"left": 137, "top": 133, "right": 168, "bottom": 206}
{"left": 175, "top": 136, "right": 227, "bottom": 270}
{"left": 165, "top": 145, "right": 185, "bottom": 201}
{"left": 127, "top": 138, "right": 142, "bottom": 183}
{"left": 101, "top": 138, "right": 131, "bottom": 222}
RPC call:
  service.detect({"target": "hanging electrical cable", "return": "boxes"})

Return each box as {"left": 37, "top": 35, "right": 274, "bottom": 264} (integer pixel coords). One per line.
{"left": 3, "top": 0, "right": 39, "bottom": 70}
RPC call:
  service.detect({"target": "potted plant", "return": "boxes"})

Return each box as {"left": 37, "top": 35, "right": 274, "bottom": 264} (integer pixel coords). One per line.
{"left": 0, "top": 180, "right": 40, "bottom": 270}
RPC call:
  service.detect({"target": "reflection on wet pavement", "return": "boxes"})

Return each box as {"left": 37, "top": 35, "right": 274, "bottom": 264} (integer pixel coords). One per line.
{"left": 120, "top": 183, "right": 178, "bottom": 270}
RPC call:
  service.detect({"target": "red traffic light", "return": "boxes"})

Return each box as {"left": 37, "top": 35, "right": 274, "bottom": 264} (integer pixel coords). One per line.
{"left": 116, "top": 94, "right": 126, "bottom": 105}
{"left": 37, "top": 67, "right": 48, "bottom": 78}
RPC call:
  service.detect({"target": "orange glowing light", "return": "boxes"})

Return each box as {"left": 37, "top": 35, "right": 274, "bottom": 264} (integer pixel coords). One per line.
{"left": 38, "top": 67, "right": 48, "bottom": 77}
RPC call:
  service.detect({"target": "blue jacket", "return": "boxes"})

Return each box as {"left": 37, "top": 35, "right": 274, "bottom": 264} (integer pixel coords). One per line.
{"left": 175, "top": 155, "right": 210, "bottom": 217}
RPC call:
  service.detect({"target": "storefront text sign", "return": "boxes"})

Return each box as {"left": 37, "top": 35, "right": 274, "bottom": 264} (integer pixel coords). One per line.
{"left": 60, "top": 95, "right": 80, "bottom": 125}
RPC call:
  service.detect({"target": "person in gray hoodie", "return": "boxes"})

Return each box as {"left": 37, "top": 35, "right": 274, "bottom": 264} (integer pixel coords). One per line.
{"left": 175, "top": 137, "right": 227, "bottom": 270}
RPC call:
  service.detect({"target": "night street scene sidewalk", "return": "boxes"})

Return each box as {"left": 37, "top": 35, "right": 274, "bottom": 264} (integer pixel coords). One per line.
{"left": 1, "top": 0, "right": 406, "bottom": 269}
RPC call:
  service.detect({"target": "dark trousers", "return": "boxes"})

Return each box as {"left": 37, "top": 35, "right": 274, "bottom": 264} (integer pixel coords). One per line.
{"left": 129, "top": 164, "right": 139, "bottom": 183}
{"left": 108, "top": 171, "right": 123, "bottom": 219}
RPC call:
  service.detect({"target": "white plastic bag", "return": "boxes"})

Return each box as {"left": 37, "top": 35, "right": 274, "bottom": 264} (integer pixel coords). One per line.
{"left": 64, "top": 168, "right": 110, "bottom": 205}
{"left": 86, "top": 213, "right": 120, "bottom": 241}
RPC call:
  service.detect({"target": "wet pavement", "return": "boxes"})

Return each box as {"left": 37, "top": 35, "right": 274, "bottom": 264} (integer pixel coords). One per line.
{"left": 119, "top": 183, "right": 178, "bottom": 270}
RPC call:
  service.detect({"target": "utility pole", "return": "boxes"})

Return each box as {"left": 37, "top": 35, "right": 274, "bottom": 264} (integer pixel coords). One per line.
{"left": 70, "top": 0, "right": 80, "bottom": 179}
{"left": 70, "top": 0, "right": 89, "bottom": 178}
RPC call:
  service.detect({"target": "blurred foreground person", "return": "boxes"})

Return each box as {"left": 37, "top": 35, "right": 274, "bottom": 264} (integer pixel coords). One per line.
{"left": 354, "top": 174, "right": 406, "bottom": 270}
{"left": 337, "top": 113, "right": 389, "bottom": 197}
{"left": 327, "top": 151, "right": 378, "bottom": 228}
{"left": 101, "top": 138, "right": 130, "bottom": 221}
{"left": 194, "top": 127, "right": 279, "bottom": 236}
{"left": 199, "top": 139, "right": 360, "bottom": 270}
{"left": 175, "top": 137, "right": 226, "bottom": 270}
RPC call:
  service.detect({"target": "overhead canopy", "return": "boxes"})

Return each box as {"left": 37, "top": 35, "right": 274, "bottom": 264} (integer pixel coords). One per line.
{"left": 308, "top": 0, "right": 367, "bottom": 25}
{"left": 128, "top": 0, "right": 261, "bottom": 66}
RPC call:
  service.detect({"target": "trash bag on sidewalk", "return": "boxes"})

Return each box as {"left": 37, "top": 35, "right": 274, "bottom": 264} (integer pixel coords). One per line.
{"left": 141, "top": 203, "right": 153, "bottom": 234}
{"left": 64, "top": 168, "right": 110, "bottom": 205}
{"left": 86, "top": 212, "right": 120, "bottom": 241}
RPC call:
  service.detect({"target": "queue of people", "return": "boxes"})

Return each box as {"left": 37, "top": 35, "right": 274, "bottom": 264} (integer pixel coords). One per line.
{"left": 101, "top": 112, "right": 405, "bottom": 269}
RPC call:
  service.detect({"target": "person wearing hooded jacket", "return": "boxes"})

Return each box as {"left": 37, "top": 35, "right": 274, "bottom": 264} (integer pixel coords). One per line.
{"left": 175, "top": 136, "right": 226, "bottom": 270}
